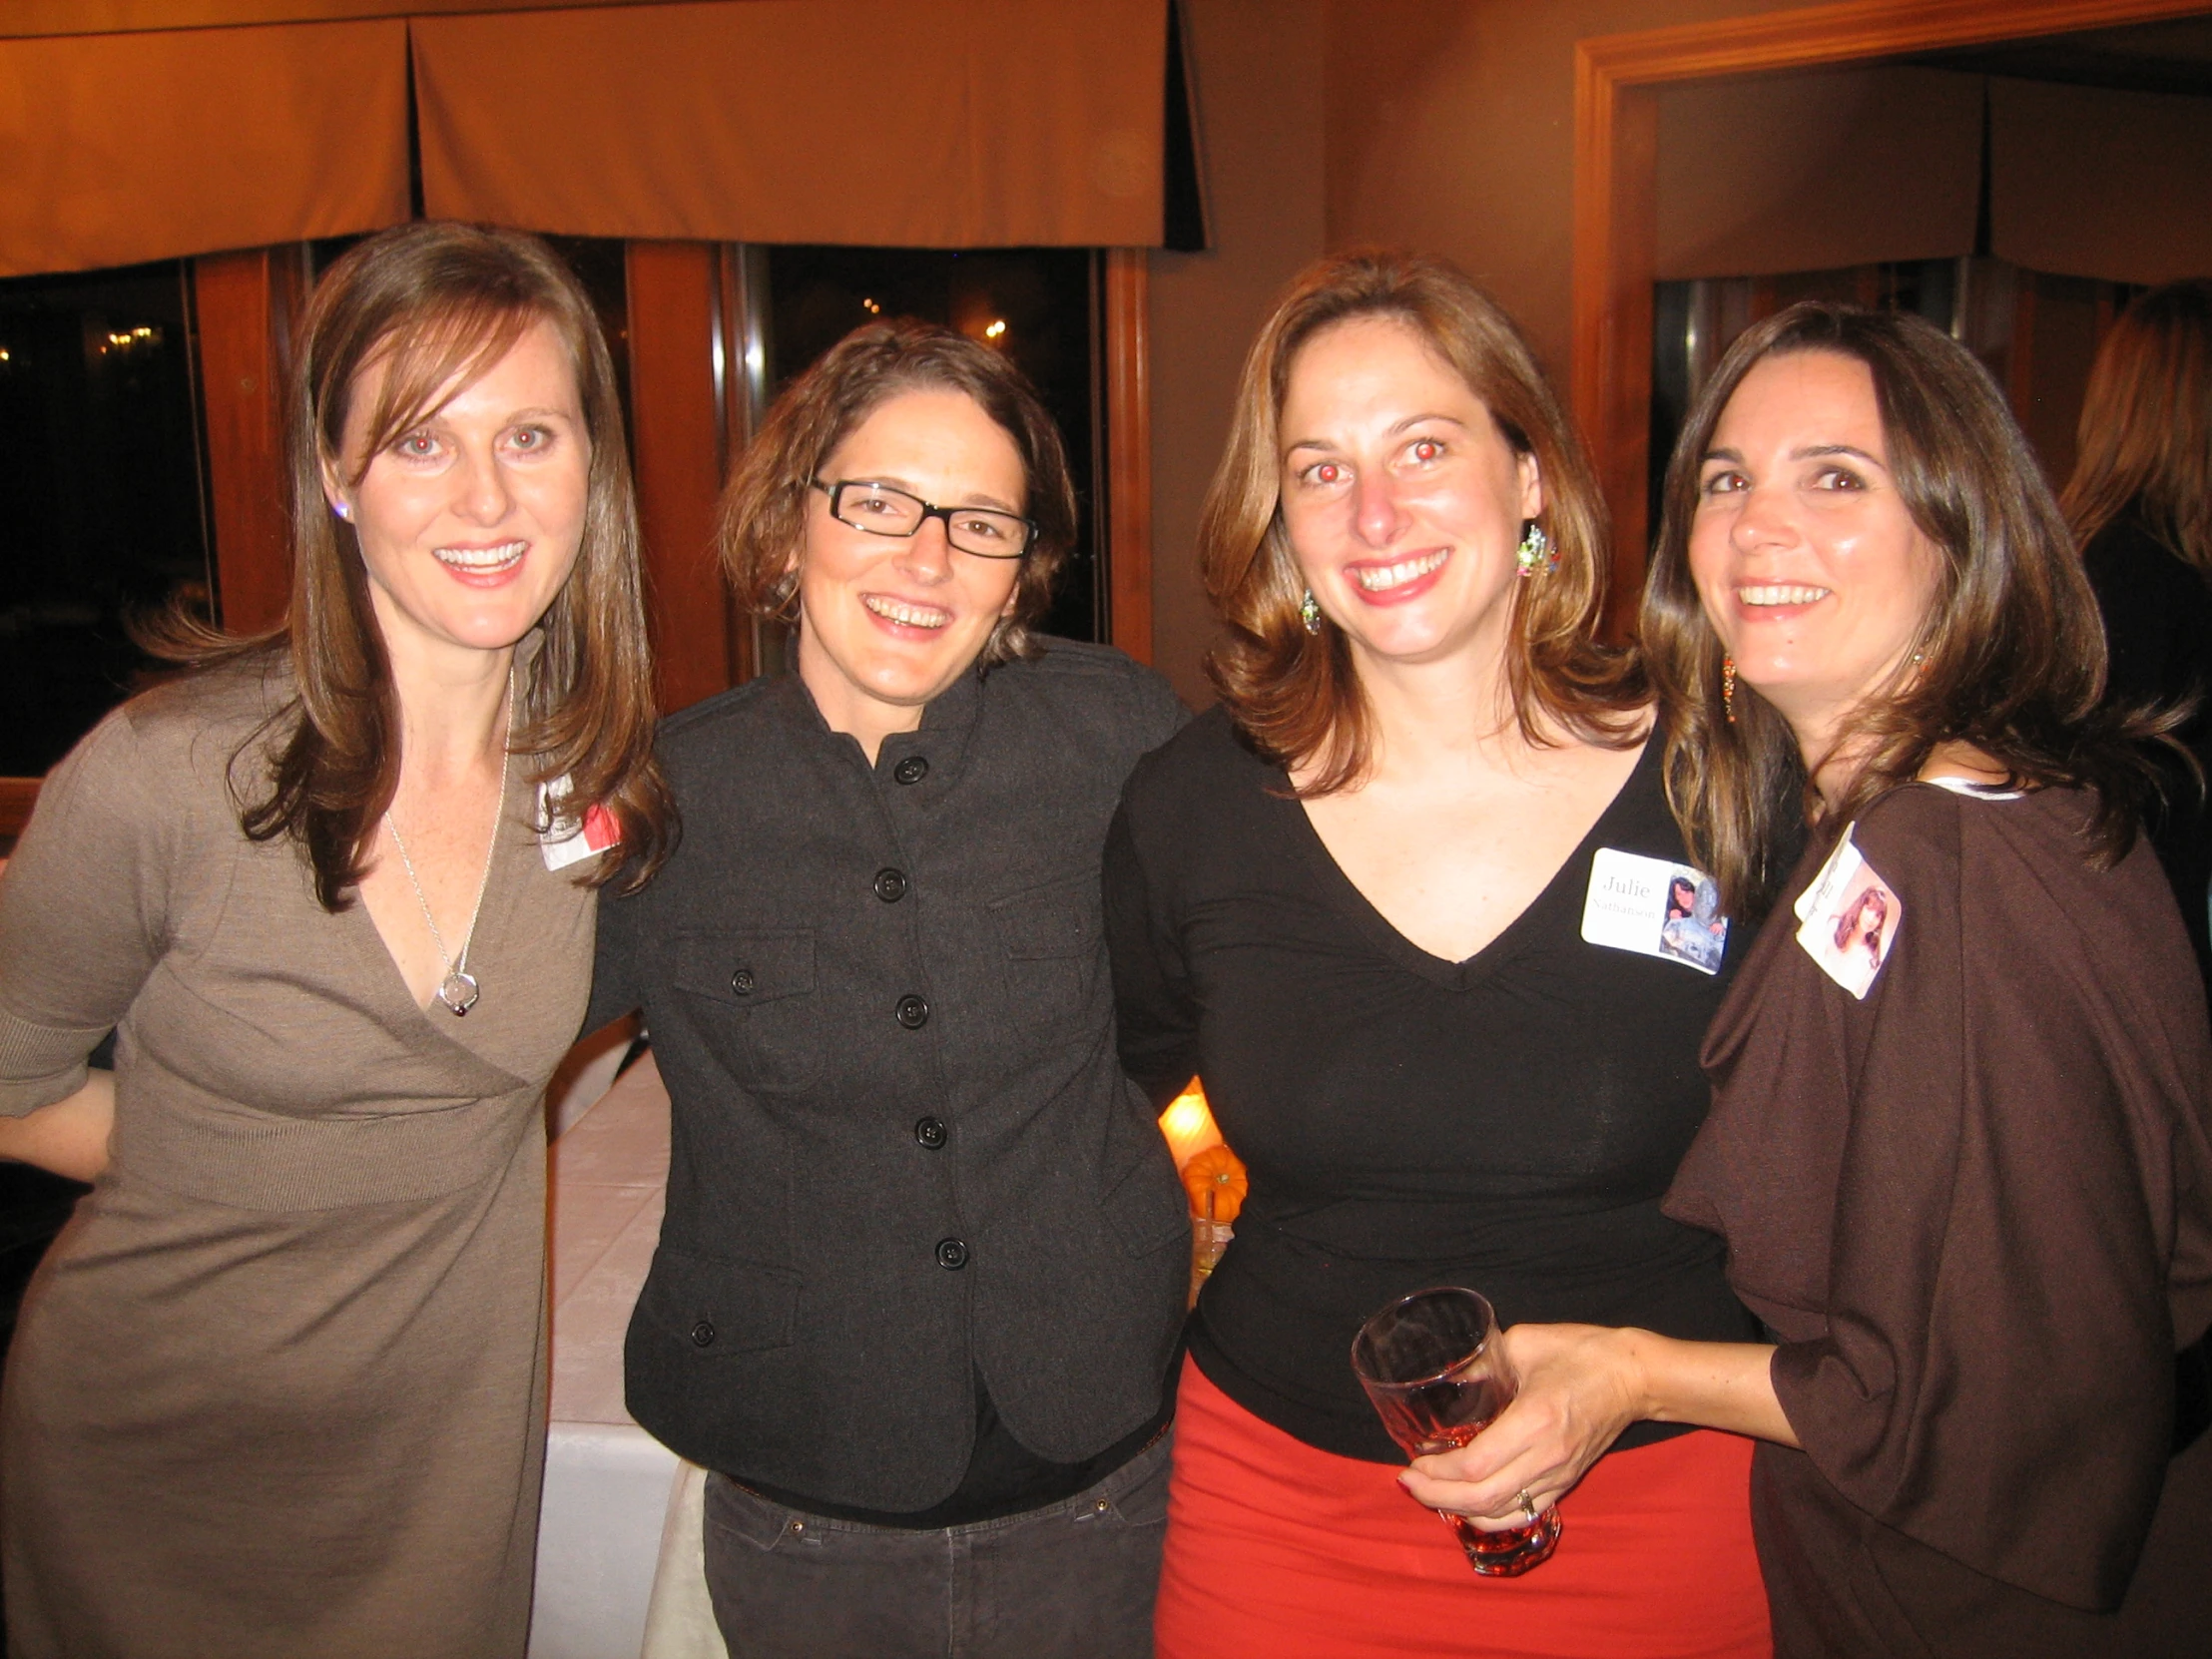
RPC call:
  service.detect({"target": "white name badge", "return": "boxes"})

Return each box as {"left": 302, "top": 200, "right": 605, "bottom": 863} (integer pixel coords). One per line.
{"left": 537, "top": 778, "right": 623, "bottom": 871}
{"left": 1794, "top": 825, "right": 1902, "bottom": 999}
{"left": 1580, "top": 847, "right": 1730, "bottom": 974}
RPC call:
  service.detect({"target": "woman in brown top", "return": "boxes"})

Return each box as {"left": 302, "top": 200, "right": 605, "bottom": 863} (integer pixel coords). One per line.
{"left": 1395, "top": 303, "right": 2212, "bottom": 1656}
{"left": 0, "top": 223, "right": 668, "bottom": 1657}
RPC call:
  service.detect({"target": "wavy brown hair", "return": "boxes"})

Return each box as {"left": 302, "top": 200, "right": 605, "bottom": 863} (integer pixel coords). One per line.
{"left": 1197, "top": 250, "right": 1642, "bottom": 796}
{"left": 1644, "top": 301, "right": 2165, "bottom": 917}
{"left": 718, "top": 319, "right": 1074, "bottom": 667}
{"left": 2061, "top": 278, "right": 2212, "bottom": 578}
{"left": 165, "top": 222, "right": 671, "bottom": 906}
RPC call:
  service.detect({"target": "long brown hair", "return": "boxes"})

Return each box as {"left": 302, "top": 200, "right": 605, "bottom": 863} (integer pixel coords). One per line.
{"left": 168, "top": 222, "right": 671, "bottom": 906}
{"left": 2061, "top": 278, "right": 2212, "bottom": 578}
{"left": 717, "top": 319, "right": 1074, "bottom": 668}
{"left": 1644, "top": 301, "right": 2162, "bottom": 916}
{"left": 1197, "top": 250, "right": 1642, "bottom": 797}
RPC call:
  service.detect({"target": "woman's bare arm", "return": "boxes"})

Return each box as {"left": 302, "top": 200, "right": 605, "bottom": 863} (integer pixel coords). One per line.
{"left": 1398, "top": 1323, "right": 1796, "bottom": 1526}
{"left": 0, "top": 1069, "right": 114, "bottom": 1184}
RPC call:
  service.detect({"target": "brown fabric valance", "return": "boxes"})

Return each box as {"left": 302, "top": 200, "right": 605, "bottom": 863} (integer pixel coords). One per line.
{"left": 0, "top": 18, "right": 410, "bottom": 277}
{"left": 1991, "top": 76, "right": 2212, "bottom": 287}
{"left": 412, "top": 0, "right": 1172, "bottom": 248}
{"left": 1654, "top": 65, "right": 1982, "bottom": 281}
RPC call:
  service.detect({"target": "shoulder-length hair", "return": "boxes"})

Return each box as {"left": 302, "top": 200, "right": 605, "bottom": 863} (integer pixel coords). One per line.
{"left": 1643, "top": 300, "right": 2162, "bottom": 917}
{"left": 171, "top": 221, "right": 672, "bottom": 907}
{"left": 1197, "top": 250, "right": 1642, "bottom": 797}
{"left": 2060, "top": 278, "right": 2212, "bottom": 578}
{"left": 718, "top": 319, "right": 1075, "bottom": 667}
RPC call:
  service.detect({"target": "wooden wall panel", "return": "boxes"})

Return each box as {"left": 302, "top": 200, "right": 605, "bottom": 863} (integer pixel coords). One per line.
{"left": 195, "top": 246, "right": 304, "bottom": 635}
{"left": 625, "top": 240, "right": 733, "bottom": 713}
{"left": 0, "top": 778, "right": 37, "bottom": 839}
{"left": 1104, "top": 248, "right": 1154, "bottom": 665}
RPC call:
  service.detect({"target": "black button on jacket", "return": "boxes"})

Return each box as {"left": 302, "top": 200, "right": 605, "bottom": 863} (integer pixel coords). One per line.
{"left": 587, "top": 640, "right": 1191, "bottom": 1514}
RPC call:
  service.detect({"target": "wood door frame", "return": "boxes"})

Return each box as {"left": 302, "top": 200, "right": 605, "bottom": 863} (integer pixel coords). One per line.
{"left": 625, "top": 239, "right": 735, "bottom": 714}
{"left": 196, "top": 245, "right": 306, "bottom": 638}
{"left": 1572, "top": 0, "right": 2212, "bottom": 614}
{"left": 0, "top": 778, "right": 35, "bottom": 840}
{"left": 1104, "top": 248, "right": 1153, "bottom": 664}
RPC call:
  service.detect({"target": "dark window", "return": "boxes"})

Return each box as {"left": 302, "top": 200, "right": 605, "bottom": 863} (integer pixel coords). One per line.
{"left": 0, "top": 260, "right": 211, "bottom": 779}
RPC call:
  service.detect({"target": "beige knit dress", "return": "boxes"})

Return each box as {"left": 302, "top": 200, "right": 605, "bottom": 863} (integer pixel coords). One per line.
{"left": 0, "top": 660, "right": 594, "bottom": 1659}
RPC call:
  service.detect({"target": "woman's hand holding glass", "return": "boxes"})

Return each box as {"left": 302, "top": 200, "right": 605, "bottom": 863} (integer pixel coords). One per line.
{"left": 1399, "top": 1323, "right": 1800, "bottom": 1524}
{"left": 1396, "top": 1323, "right": 1645, "bottom": 1528}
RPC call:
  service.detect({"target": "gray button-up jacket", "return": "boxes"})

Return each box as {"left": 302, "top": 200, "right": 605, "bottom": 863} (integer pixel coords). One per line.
{"left": 587, "top": 639, "right": 1191, "bottom": 1512}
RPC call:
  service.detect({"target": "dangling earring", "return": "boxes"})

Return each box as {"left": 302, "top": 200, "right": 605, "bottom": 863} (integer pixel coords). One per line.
{"left": 1300, "top": 589, "right": 1323, "bottom": 635}
{"left": 1514, "top": 521, "right": 1554, "bottom": 579}
{"left": 1722, "top": 655, "right": 1738, "bottom": 725}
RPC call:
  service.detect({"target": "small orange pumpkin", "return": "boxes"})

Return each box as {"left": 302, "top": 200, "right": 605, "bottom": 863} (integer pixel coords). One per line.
{"left": 1180, "top": 1143, "right": 1249, "bottom": 1224}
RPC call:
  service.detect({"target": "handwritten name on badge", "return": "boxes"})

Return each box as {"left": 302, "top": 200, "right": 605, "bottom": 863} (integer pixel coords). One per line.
{"left": 1579, "top": 847, "right": 1730, "bottom": 974}
{"left": 1794, "top": 825, "right": 1902, "bottom": 999}
{"left": 537, "top": 779, "right": 623, "bottom": 871}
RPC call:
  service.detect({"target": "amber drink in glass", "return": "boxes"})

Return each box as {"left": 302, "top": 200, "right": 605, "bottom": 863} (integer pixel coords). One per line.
{"left": 1350, "top": 1286, "right": 1562, "bottom": 1576}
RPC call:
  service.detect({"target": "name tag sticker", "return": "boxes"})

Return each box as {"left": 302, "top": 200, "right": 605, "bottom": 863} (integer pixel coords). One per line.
{"left": 1580, "top": 847, "right": 1730, "bottom": 974}
{"left": 1794, "top": 825, "right": 1902, "bottom": 999}
{"left": 538, "top": 779, "right": 623, "bottom": 871}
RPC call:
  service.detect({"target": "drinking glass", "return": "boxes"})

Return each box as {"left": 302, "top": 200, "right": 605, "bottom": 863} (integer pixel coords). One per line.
{"left": 1350, "top": 1286, "right": 1562, "bottom": 1576}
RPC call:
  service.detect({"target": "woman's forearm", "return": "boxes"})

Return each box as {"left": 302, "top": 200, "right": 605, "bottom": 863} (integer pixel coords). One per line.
{"left": 0, "top": 1069, "right": 115, "bottom": 1184}
{"left": 1624, "top": 1330, "right": 1799, "bottom": 1446}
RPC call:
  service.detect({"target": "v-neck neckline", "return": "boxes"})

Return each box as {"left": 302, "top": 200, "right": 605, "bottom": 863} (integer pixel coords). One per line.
{"left": 1276, "top": 732, "right": 1658, "bottom": 991}
{"left": 346, "top": 764, "right": 533, "bottom": 1056}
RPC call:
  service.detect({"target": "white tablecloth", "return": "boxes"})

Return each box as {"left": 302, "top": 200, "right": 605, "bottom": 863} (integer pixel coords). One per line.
{"left": 530, "top": 1054, "right": 726, "bottom": 1659}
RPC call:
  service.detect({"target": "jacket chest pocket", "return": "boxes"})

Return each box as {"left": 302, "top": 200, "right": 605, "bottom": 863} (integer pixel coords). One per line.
{"left": 987, "top": 872, "right": 1105, "bottom": 1036}
{"left": 674, "top": 930, "right": 822, "bottom": 1094}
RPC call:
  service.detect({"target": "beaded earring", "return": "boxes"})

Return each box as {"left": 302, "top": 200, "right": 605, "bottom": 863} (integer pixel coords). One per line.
{"left": 1300, "top": 590, "right": 1323, "bottom": 635}
{"left": 1722, "top": 655, "right": 1738, "bottom": 725}
{"left": 1514, "top": 522, "right": 1555, "bottom": 579}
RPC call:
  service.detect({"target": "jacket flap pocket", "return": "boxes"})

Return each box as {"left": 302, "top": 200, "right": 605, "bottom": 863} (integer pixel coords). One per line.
{"left": 676, "top": 930, "right": 816, "bottom": 1006}
{"left": 988, "top": 872, "right": 1102, "bottom": 961}
{"left": 633, "top": 1245, "right": 801, "bottom": 1356}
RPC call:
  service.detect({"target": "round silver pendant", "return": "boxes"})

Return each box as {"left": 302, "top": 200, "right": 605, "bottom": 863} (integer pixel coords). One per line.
{"left": 437, "top": 970, "right": 480, "bottom": 1016}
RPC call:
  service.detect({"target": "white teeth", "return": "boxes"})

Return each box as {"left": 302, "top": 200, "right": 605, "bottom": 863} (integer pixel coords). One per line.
{"left": 1739, "top": 584, "right": 1829, "bottom": 606}
{"left": 433, "top": 541, "right": 526, "bottom": 571}
{"left": 863, "top": 594, "right": 951, "bottom": 629}
{"left": 1352, "top": 550, "right": 1448, "bottom": 592}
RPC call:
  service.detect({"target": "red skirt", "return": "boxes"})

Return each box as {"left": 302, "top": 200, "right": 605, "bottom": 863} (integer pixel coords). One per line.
{"left": 1156, "top": 1356, "right": 1771, "bottom": 1659}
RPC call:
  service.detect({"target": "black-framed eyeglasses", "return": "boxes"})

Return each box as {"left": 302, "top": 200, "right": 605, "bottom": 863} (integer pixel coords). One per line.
{"left": 811, "top": 478, "right": 1034, "bottom": 560}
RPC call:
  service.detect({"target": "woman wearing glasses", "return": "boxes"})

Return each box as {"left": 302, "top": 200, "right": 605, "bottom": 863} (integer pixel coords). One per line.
{"left": 584, "top": 320, "right": 1189, "bottom": 1657}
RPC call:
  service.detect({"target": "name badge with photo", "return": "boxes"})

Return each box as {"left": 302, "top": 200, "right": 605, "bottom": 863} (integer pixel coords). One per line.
{"left": 1794, "top": 825, "right": 1902, "bottom": 999}
{"left": 1579, "top": 847, "right": 1730, "bottom": 975}
{"left": 537, "top": 779, "right": 623, "bottom": 871}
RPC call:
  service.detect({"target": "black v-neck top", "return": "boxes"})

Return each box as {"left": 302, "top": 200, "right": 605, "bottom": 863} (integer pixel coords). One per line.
{"left": 1104, "top": 708, "right": 1761, "bottom": 1462}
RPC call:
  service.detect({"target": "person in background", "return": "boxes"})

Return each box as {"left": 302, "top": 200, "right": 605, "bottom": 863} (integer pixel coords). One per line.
{"left": 1106, "top": 251, "right": 1770, "bottom": 1659}
{"left": 584, "top": 320, "right": 1188, "bottom": 1659}
{"left": 0, "top": 222, "right": 670, "bottom": 1656}
{"left": 2061, "top": 278, "right": 2212, "bottom": 1000}
{"left": 1430, "top": 302, "right": 2212, "bottom": 1657}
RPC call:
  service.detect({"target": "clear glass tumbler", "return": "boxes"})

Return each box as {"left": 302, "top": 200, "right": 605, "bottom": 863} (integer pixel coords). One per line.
{"left": 1350, "top": 1286, "right": 1562, "bottom": 1576}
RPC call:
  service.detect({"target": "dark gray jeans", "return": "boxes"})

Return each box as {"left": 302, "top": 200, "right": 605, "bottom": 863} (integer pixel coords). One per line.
{"left": 701, "top": 1430, "right": 1171, "bottom": 1659}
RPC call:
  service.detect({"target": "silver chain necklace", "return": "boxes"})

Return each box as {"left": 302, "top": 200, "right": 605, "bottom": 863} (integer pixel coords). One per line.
{"left": 384, "top": 668, "right": 513, "bottom": 1017}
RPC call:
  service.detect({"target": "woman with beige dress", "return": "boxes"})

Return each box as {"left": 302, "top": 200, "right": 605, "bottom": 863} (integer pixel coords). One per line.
{"left": 0, "top": 222, "right": 670, "bottom": 1657}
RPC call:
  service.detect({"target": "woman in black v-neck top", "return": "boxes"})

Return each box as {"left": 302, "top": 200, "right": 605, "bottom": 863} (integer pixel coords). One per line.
{"left": 1108, "top": 711, "right": 1755, "bottom": 1462}
{"left": 1105, "top": 253, "right": 1767, "bottom": 1659}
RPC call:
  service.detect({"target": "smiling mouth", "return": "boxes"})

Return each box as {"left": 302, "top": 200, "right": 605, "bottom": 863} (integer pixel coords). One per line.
{"left": 434, "top": 541, "right": 526, "bottom": 574}
{"left": 1738, "top": 584, "right": 1830, "bottom": 607}
{"left": 1352, "top": 550, "right": 1448, "bottom": 592}
{"left": 863, "top": 594, "right": 952, "bottom": 629}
